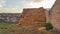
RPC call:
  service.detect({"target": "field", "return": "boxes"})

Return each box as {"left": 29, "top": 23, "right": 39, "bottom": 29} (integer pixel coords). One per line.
{"left": 0, "top": 23, "right": 17, "bottom": 34}
{"left": 0, "top": 23, "right": 59, "bottom": 34}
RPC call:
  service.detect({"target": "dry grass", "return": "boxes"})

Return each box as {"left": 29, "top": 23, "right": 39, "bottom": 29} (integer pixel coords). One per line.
{"left": 0, "top": 23, "right": 59, "bottom": 34}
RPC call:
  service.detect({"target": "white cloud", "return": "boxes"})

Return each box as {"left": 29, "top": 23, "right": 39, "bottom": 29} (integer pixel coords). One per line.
{"left": 0, "top": 0, "right": 6, "bottom": 7}
{"left": 0, "top": 0, "right": 21, "bottom": 13}
{"left": 24, "top": 0, "right": 56, "bottom": 8}
{"left": 0, "top": 5, "right": 3, "bottom": 7}
{"left": 0, "top": 0, "right": 56, "bottom": 13}
{"left": 0, "top": 5, "right": 22, "bottom": 13}
{"left": 33, "top": 0, "right": 44, "bottom": 3}
{"left": 0, "top": 7, "right": 21, "bottom": 13}
{"left": 24, "top": 2, "right": 43, "bottom": 8}
{"left": 43, "top": 0, "right": 56, "bottom": 8}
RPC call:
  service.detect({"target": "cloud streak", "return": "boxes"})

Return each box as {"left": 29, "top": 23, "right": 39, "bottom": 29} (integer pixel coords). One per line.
{"left": 33, "top": 0, "right": 44, "bottom": 3}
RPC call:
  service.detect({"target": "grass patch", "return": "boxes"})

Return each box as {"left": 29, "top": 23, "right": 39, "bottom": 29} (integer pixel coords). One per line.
{"left": 0, "top": 23, "right": 16, "bottom": 28}
{"left": 0, "top": 23, "right": 17, "bottom": 34}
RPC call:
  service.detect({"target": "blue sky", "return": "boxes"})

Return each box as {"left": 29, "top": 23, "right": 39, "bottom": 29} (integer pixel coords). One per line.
{"left": 0, "top": 0, "right": 56, "bottom": 13}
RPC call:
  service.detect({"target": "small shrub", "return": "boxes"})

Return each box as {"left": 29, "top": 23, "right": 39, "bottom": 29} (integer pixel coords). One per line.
{"left": 44, "top": 23, "right": 53, "bottom": 30}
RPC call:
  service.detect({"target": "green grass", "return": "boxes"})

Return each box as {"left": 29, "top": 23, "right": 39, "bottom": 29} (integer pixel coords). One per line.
{"left": 0, "top": 23, "right": 16, "bottom": 34}
{"left": 0, "top": 23, "right": 15, "bottom": 28}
